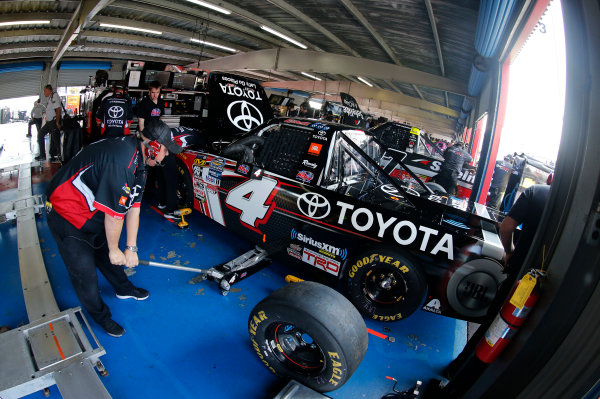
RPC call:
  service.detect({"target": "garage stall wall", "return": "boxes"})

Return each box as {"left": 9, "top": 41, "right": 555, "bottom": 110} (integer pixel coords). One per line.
{"left": 0, "top": 62, "right": 44, "bottom": 100}
{"left": 57, "top": 61, "right": 112, "bottom": 88}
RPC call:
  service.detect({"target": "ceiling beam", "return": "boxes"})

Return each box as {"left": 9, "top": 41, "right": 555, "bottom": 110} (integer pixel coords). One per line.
{"left": 424, "top": 0, "right": 446, "bottom": 76}
{"left": 83, "top": 30, "right": 225, "bottom": 58}
{"left": 0, "top": 29, "right": 64, "bottom": 39}
{"left": 186, "top": 0, "right": 316, "bottom": 50}
{"left": 52, "top": 0, "right": 114, "bottom": 69}
{"left": 193, "top": 48, "right": 466, "bottom": 95}
{"left": 80, "top": 43, "right": 201, "bottom": 62}
{"left": 383, "top": 79, "right": 403, "bottom": 94}
{"left": 134, "top": 0, "right": 292, "bottom": 49}
{"left": 339, "top": 0, "right": 401, "bottom": 65}
{"left": 262, "top": 80, "right": 459, "bottom": 117}
{"left": 265, "top": 0, "right": 359, "bottom": 56}
{"left": 107, "top": 1, "right": 254, "bottom": 52}
{"left": 0, "top": 51, "right": 202, "bottom": 67}
{"left": 0, "top": 12, "right": 72, "bottom": 24}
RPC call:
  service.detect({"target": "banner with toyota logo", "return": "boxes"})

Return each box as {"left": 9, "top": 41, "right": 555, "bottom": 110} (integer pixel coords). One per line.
{"left": 339, "top": 92, "right": 365, "bottom": 127}
{"left": 207, "top": 72, "right": 273, "bottom": 139}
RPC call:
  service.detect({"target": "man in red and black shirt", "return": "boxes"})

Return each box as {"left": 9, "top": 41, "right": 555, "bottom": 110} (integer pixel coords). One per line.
{"left": 45, "top": 122, "right": 183, "bottom": 337}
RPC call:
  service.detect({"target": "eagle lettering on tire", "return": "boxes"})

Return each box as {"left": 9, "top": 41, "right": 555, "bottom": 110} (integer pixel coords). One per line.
{"left": 248, "top": 282, "right": 368, "bottom": 393}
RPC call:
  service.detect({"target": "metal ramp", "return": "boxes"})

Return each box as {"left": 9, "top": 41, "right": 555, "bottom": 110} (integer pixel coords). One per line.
{"left": 0, "top": 163, "right": 112, "bottom": 399}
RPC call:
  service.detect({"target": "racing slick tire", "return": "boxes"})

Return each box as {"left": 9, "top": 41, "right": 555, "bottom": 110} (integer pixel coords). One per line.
{"left": 344, "top": 248, "right": 427, "bottom": 321}
{"left": 248, "top": 281, "right": 368, "bottom": 393}
{"left": 176, "top": 158, "right": 194, "bottom": 209}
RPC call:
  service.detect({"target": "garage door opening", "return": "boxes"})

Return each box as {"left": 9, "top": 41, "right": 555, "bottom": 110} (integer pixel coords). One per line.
{"left": 499, "top": 0, "right": 566, "bottom": 166}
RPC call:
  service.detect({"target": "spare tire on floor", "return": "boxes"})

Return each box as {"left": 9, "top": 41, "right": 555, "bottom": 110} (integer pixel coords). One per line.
{"left": 248, "top": 281, "right": 368, "bottom": 393}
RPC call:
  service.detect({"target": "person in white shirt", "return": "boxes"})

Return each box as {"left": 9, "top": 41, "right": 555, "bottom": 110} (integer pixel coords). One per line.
{"left": 36, "top": 84, "right": 62, "bottom": 162}
{"left": 28, "top": 99, "right": 44, "bottom": 138}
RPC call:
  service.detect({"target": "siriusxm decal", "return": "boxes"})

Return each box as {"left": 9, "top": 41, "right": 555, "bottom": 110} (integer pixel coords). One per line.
{"left": 291, "top": 229, "right": 347, "bottom": 260}
{"left": 309, "top": 123, "right": 330, "bottom": 130}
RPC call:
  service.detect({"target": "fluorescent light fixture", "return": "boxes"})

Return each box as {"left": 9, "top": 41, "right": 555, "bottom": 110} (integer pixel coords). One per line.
{"left": 190, "top": 38, "right": 236, "bottom": 52}
{"left": 357, "top": 76, "right": 373, "bottom": 87}
{"left": 309, "top": 99, "right": 322, "bottom": 109}
{"left": 260, "top": 25, "right": 307, "bottom": 49}
{"left": 0, "top": 20, "right": 50, "bottom": 27}
{"left": 301, "top": 72, "right": 321, "bottom": 81}
{"left": 100, "top": 23, "right": 162, "bottom": 35}
{"left": 185, "top": 0, "right": 231, "bottom": 15}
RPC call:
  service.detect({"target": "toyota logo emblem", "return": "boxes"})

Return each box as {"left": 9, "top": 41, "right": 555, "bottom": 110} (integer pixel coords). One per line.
{"left": 297, "top": 192, "right": 331, "bottom": 220}
{"left": 380, "top": 184, "right": 401, "bottom": 196}
{"left": 108, "top": 106, "right": 124, "bottom": 119}
{"left": 227, "top": 100, "right": 263, "bottom": 132}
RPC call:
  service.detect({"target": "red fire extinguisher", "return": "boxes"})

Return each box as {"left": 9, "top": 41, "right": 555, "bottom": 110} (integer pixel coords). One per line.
{"left": 475, "top": 269, "right": 545, "bottom": 363}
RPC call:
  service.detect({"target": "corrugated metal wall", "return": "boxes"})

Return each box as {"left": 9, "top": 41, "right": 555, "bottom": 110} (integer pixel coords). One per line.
{"left": 0, "top": 70, "right": 43, "bottom": 100}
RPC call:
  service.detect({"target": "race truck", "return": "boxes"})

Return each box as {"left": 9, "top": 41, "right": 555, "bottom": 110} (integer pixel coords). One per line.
{"left": 176, "top": 118, "right": 506, "bottom": 323}
{"left": 370, "top": 121, "right": 477, "bottom": 199}
{"left": 173, "top": 74, "right": 506, "bottom": 392}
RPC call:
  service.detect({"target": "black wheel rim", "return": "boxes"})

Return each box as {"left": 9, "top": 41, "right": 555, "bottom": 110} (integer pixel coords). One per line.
{"left": 363, "top": 266, "right": 408, "bottom": 305}
{"left": 266, "top": 323, "right": 325, "bottom": 376}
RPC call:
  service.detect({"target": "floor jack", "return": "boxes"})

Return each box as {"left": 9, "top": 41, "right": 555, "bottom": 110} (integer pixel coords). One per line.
{"left": 139, "top": 246, "right": 270, "bottom": 295}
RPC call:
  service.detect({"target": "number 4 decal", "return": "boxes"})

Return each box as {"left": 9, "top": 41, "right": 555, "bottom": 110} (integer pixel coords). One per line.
{"left": 225, "top": 177, "right": 278, "bottom": 233}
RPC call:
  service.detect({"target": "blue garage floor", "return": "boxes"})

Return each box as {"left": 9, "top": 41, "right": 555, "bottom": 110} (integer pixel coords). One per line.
{"left": 0, "top": 124, "right": 466, "bottom": 399}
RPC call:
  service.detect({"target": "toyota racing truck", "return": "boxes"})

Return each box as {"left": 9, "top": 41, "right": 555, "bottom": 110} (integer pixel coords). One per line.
{"left": 174, "top": 77, "right": 507, "bottom": 392}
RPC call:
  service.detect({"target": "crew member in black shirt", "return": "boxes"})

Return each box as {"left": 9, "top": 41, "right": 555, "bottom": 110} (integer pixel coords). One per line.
{"left": 96, "top": 83, "right": 134, "bottom": 137}
{"left": 433, "top": 141, "right": 474, "bottom": 196}
{"left": 499, "top": 182, "right": 552, "bottom": 272}
{"left": 45, "top": 121, "right": 183, "bottom": 337}
{"left": 137, "top": 80, "right": 164, "bottom": 130}
{"left": 137, "top": 80, "right": 181, "bottom": 219}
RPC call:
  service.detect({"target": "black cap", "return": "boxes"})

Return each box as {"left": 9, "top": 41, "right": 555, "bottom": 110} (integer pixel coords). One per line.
{"left": 144, "top": 119, "right": 183, "bottom": 154}
{"left": 113, "top": 81, "right": 126, "bottom": 91}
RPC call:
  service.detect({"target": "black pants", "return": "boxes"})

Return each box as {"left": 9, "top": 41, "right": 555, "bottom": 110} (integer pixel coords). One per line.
{"left": 28, "top": 117, "right": 42, "bottom": 136}
{"left": 434, "top": 170, "right": 458, "bottom": 196}
{"left": 46, "top": 207, "right": 136, "bottom": 326}
{"left": 37, "top": 120, "right": 61, "bottom": 158}
{"left": 156, "top": 152, "right": 178, "bottom": 212}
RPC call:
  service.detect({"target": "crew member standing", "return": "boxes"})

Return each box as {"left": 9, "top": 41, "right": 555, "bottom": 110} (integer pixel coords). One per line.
{"left": 28, "top": 99, "right": 44, "bottom": 138}
{"left": 499, "top": 181, "right": 552, "bottom": 273}
{"left": 96, "top": 83, "right": 134, "bottom": 137}
{"left": 36, "top": 84, "right": 62, "bottom": 162}
{"left": 137, "top": 80, "right": 179, "bottom": 219}
{"left": 44, "top": 122, "right": 184, "bottom": 337}
{"left": 136, "top": 80, "right": 164, "bottom": 132}
{"left": 433, "top": 141, "right": 474, "bottom": 196}
{"left": 298, "top": 102, "right": 309, "bottom": 118}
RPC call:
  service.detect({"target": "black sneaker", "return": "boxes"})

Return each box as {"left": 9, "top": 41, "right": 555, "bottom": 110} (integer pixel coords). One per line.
{"left": 101, "top": 319, "right": 125, "bottom": 337}
{"left": 116, "top": 287, "right": 150, "bottom": 301}
{"left": 34, "top": 155, "right": 46, "bottom": 161}
{"left": 50, "top": 156, "right": 62, "bottom": 163}
{"left": 163, "top": 211, "right": 181, "bottom": 220}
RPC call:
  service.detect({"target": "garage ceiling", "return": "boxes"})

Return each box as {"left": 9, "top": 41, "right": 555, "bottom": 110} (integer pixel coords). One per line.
{"left": 0, "top": 0, "right": 525, "bottom": 137}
